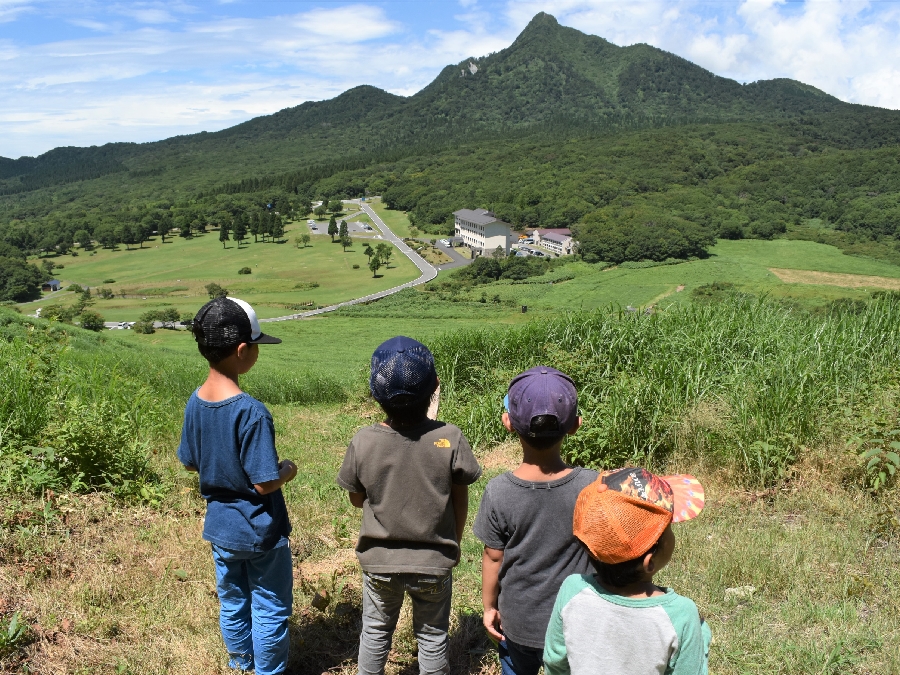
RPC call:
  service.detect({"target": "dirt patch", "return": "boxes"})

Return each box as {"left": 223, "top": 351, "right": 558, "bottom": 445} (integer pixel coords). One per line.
{"left": 478, "top": 441, "right": 521, "bottom": 471}
{"left": 769, "top": 268, "right": 900, "bottom": 290}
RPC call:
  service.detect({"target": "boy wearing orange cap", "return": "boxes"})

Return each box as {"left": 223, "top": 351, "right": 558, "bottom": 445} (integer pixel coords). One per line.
{"left": 543, "top": 468, "right": 711, "bottom": 675}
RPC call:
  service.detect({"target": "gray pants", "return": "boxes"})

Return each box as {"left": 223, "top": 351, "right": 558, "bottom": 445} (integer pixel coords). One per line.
{"left": 358, "top": 571, "right": 452, "bottom": 675}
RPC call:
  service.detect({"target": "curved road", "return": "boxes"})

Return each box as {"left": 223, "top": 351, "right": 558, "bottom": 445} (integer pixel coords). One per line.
{"left": 259, "top": 202, "right": 437, "bottom": 323}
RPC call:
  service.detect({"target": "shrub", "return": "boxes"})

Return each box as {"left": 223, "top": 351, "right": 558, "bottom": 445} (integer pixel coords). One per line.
{"left": 67, "top": 284, "right": 83, "bottom": 293}
{"left": 41, "top": 304, "right": 76, "bottom": 322}
{"left": 353, "top": 264, "right": 360, "bottom": 269}
{"left": 205, "top": 282, "right": 228, "bottom": 299}
{"left": 79, "top": 310, "right": 105, "bottom": 332}
{"left": 96, "top": 287, "right": 115, "bottom": 299}
{"left": 238, "top": 267, "right": 252, "bottom": 275}
{"left": 102, "top": 278, "right": 116, "bottom": 283}
{"left": 133, "top": 320, "right": 155, "bottom": 334}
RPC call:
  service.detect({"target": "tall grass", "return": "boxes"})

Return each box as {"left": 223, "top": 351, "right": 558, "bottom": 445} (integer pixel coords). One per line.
{"left": 0, "top": 308, "right": 352, "bottom": 496}
{"left": 432, "top": 295, "right": 900, "bottom": 484}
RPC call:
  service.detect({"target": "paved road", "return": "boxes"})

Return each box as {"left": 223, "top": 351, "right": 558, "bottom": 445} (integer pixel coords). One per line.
{"left": 408, "top": 238, "right": 472, "bottom": 271}
{"left": 259, "top": 201, "right": 437, "bottom": 323}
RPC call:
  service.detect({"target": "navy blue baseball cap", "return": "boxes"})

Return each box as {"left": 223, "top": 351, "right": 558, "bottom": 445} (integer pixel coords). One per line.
{"left": 506, "top": 366, "right": 578, "bottom": 437}
{"left": 370, "top": 336, "right": 438, "bottom": 406}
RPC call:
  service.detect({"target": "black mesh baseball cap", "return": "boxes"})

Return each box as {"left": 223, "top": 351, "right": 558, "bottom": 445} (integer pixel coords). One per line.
{"left": 192, "top": 297, "right": 281, "bottom": 347}
{"left": 370, "top": 336, "right": 438, "bottom": 406}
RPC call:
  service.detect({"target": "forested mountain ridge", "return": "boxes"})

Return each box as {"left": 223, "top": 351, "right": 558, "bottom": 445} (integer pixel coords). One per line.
{"left": 3, "top": 11, "right": 898, "bottom": 200}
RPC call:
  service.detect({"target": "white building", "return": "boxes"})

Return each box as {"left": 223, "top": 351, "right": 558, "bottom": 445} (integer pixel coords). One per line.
{"left": 453, "top": 209, "right": 512, "bottom": 256}
{"left": 532, "top": 228, "right": 576, "bottom": 256}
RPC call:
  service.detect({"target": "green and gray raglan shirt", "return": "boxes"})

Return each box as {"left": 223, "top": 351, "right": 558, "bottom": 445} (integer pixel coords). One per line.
{"left": 544, "top": 574, "right": 711, "bottom": 675}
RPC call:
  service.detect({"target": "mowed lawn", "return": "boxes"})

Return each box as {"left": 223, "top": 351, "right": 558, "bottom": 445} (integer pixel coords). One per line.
{"left": 22, "top": 223, "right": 420, "bottom": 321}
{"left": 369, "top": 201, "right": 412, "bottom": 238}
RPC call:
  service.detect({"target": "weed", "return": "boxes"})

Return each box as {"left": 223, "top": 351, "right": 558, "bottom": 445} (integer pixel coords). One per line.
{"left": 0, "top": 611, "right": 30, "bottom": 659}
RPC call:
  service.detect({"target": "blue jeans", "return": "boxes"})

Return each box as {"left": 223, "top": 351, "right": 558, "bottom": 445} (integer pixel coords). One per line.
{"left": 211, "top": 543, "right": 293, "bottom": 675}
{"left": 358, "top": 571, "right": 453, "bottom": 675}
{"left": 498, "top": 639, "right": 543, "bottom": 675}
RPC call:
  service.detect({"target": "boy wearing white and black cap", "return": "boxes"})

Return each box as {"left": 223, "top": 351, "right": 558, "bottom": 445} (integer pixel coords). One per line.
{"left": 177, "top": 296, "right": 297, "bottom": 675}
{"left": 473, "top": 366, "right": 597, "bottom": 675}
{"left": 337, "top": 336, "right": 482, "bottom": 675}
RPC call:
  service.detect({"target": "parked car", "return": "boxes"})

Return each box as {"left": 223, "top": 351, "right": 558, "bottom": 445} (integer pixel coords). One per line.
{"left": 523, "top": 238, "right": 535, "bottom": 244}
{"left": 531, "top": 250, "right": 546, "bottom": 257}
{"left": 438, "top": 239, "right": 450, "bottom": 247}
{"left": 515, "top": 251, "right": 529, "bottom": 257}
{"left": 307, "top": 219, "right": 315, "bottom": 225}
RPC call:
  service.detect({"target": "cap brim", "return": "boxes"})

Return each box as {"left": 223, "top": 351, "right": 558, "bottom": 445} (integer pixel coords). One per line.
{"left": 663, "top": 474, "right": 705, "bottom": 522}
{"left": 250, "top": 333, "right": 282, "bottom": 345}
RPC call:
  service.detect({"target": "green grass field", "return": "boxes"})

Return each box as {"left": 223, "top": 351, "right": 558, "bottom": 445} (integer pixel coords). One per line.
{"left": 369, "top": 201, "right": 413, "bottom": 238}
{"left": 448, "top": 239, "right": 900, "bottom": 317}
{"left": 22, "top": 222, "right": 419, "bottom": 321}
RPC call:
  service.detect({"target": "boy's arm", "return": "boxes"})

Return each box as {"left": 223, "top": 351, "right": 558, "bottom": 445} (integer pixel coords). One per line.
{"left": 451, "top": 483, "right": 468, "bottom": 549}
{"left": 254, "top": 460, "right": 298, "bottom": 496}
{"left": 542, "top": 588, "right": 571, "bottom": 675}
{"left": 482, "top": 546, "right": 504, "bottom": 641}
{"left": 348, "top": 491, "right": 366, "bottom": 508}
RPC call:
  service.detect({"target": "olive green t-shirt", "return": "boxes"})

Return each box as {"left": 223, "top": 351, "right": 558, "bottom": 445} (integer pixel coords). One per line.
{"left": 336, "top": 420, "right": 482, "bottom": 574}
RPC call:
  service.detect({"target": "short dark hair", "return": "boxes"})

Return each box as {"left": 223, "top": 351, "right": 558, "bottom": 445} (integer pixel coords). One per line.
{"left": 522, "top": 414, "right": 565, "bottom": 450}
{"left": 197, "top": 341, "right": 239, "bottom": 365}
{"left": 380, "top": 391, "right": 433, "bottom": 428}
{"left": 590, "top": 541, "right": 660, "bottom": 588}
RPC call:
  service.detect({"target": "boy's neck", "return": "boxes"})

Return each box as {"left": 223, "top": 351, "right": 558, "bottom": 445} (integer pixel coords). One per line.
{"left": 596, "top": 575, "right": 666, "bottom": 599}
{"left": 197, "top": 365, "right": 243, "bottom": 402}
{"left": 512, "top": 443, "right": 571, "bottom": 481}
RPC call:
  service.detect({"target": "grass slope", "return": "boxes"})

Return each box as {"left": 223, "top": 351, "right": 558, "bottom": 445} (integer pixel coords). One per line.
{"left": 21, "top": 224, "right": 418, "bottom": 321}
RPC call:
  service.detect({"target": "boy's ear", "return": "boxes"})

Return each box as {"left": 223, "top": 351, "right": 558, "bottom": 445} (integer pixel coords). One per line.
{"left": 642, "top": 550, "right": 657, "bottom": 575}
{"left": 566, "top": 416, "right": 583, "bottom": 436}
{"left": 501, "top": 412, "right": 515, "bottom": 433}
{"left": 235, "top": 342, "right": 252, "bottom": 359}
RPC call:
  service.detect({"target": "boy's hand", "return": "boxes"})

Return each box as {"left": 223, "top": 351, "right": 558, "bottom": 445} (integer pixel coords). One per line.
{"left": 279, "top": 460, "right": 298, "bottom": 482}
{"left": 483, "top": 607, "right": 504, "bottom": 642}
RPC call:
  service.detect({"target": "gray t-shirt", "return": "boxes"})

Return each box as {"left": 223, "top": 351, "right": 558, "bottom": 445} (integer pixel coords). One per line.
{"left": 337, "top": 420, "right": 482, "bottom": 574}
{"left": 473, "top": 467, "right": 599, "bottom": 648}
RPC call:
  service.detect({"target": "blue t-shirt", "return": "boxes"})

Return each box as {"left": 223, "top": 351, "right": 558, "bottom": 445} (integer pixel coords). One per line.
{"left": 177, "top": 391, "right": 291, "bottom": 551}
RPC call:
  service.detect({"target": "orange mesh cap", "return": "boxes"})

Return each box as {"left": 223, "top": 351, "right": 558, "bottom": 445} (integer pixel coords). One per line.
{"left": 573, "top": 467, "right": 705, "bottom": 564}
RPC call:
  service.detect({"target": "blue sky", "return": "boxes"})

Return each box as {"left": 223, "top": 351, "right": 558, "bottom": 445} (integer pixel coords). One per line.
{"left": 2, "top": 0, "right": 899, "bottom": 159}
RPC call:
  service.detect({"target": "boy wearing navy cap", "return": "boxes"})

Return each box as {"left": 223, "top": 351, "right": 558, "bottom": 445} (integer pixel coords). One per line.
{"left": 178, "top": 296, "right": 297, "bottom": 674}
{"left": 473, "top": 366, "right": 597, "bottom": 675}
{"left": 337, "top": 336, "right": 482, "bottom": 675}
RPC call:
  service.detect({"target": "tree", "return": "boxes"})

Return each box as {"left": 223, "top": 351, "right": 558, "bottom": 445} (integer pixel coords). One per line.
{"left": 159, "top": 213, "right": 173, "bottom": 243}
{"left": 340, "top": 235, "right": 352, "bottom": 252}
{"left": 233, "top": 215, "right": 248, "bottom": 248}
{"left": 205, "top": 282, "right": 228, "bottom": 299}
{"left": 327, "top": 199, "right": 343, "bottom": 214}
{"left": 73, "top": 229, "right": 92, "bottom": 250}
{"left": 219, "top": 222, "right": 230, "bottom": 248}
{"left": 41, "top": 259, "right": 55, "bottom": 277}
{"left": 339, "top": 220, "right": 348, "bottom": 239}
{"left": 79, "top": 310, "right": 105, "bottom": 332}
{"left": 376, "top": 242, "right": 393, "bottom": 267}
{"left": 158, "top": 306, "right": 181, "bottom": 329}
{"left": 328, "top": 216, "right": 338, "bottom": 242}
{"left": 363, "top": 243, "right": 374, "bottom": 259}
{"left": 122, "top": 223, "right": 140, "bottom": 250}
{"left": 314, "top": 205, "right": 327, "bottom": 218}
{"left": 492, "top": 245, "right": 506, "bottom": 260}
{"left": 271, "top": 215, "right": 284, "bottom": 242}
{"left": 249, "top": 211, "right": 261, "bottom": 243}
{"left": 368, "top": 254, "right": 383, "bottom": 277}
{"left": 0, "top": 257, "right": 43, "bottom": 302}
{"left": 180, "top": 311, "right": 195, "bottom": 325}
{"left": 300, "top": 233, "right": 311, "bottom": 248}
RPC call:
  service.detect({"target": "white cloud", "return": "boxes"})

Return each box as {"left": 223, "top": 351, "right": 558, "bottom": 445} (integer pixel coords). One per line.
{"left": 1, "top": 0, "right": 899, "bottom": 158}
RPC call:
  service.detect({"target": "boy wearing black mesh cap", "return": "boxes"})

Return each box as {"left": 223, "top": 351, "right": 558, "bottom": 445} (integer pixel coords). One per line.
{"left": 337, "top": 336, "right": 482, "bottom": 675}
{"left": 178, "top": 296, "right": 298, "bottom": 675}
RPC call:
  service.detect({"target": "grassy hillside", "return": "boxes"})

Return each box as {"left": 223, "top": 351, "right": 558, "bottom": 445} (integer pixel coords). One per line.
{"left": 2, "top": 294, "right": 900, "bottom": 673}
{"left": 20, "top": 222, "right": 417, "bottom": 321}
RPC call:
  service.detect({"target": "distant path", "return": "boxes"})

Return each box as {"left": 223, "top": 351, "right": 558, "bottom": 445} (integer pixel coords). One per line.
{"left": 259, "top": 201, "right": 437, "bottom": 323}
